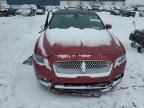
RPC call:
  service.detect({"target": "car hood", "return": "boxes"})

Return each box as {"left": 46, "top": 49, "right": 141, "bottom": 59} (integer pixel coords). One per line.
{"left": 42, "top": 28, "right": 124, "bottom": 56}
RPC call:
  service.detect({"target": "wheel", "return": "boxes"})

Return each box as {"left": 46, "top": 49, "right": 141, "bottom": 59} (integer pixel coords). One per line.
{"left": 137, "top": 46, "right": 144, "bottom": 53}
{"left": 127, "top": 15, "right": 130, "bottom": 17}
{"left": 129, "top": 33, "right": 135, "bottom": 40}
{"left": 13, "top": 13, "right": 16, "bottom": 16}
{"left": 139, "top": 14, "right": 142, "bottom": 17}
{"left": 121, "top": 14, "right": 123, "bottom": 16}
{"left": 5, "top": 14, "right": 9, "bottom": 17}
{"left": 131, "top": 42, "right": 136, "bottom": 48}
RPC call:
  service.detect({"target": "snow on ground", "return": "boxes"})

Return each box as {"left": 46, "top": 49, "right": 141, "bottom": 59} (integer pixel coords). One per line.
{"left": 0, "top": 12, "right": 144, "bottom": 108}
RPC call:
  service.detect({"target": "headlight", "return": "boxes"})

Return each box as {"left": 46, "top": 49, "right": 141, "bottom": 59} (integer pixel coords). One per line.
{"left": 114, "top": 54, "right": 127, "bottom": 68}
{"left": 33, "top": 53, "right": 50, "bottom": 68}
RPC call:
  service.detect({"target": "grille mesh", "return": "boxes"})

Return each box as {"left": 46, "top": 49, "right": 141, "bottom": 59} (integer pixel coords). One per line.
{"left": 54, "top": 61, "right": 112, "bottom": 74}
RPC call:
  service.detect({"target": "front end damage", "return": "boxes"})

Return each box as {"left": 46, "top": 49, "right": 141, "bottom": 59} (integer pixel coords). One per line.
{"left": 33, "top": 54, "right": 126, "bottom": 96}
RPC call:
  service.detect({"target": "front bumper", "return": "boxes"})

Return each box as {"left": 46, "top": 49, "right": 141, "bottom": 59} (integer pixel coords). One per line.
{"left": 33, "top": 54, "right": 126, "bottom": 93}
{"left": 36, "top": 72, "right": 123, "bottom": 92}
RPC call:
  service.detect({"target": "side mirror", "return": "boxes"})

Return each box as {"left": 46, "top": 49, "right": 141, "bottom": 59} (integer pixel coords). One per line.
{"left": 106, "top": 24, "right": 112, "bottom": 30}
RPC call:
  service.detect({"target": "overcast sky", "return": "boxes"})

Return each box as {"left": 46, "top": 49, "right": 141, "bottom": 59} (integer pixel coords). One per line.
{"left": 1, "top": 0, "right": 144, "bottom": 6}
{"left": 126, "top": 0, "right": 144, "bottom": 5}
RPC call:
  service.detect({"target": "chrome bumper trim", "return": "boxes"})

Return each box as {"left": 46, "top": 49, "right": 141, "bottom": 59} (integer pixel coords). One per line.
{"left": 37, "top": 74, "right": 122, "bottom": 92}
{"left": 54, "top": 85, "right": 109, "bottom": 90}
{"left": 54, "top": 78, "right": 122, "bottom": 91}
{"left": 38, "top": 79, "right": 51, "bottom": 87}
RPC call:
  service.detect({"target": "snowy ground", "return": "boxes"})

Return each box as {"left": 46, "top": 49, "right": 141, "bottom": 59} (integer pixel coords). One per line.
{"left": 0, "top": 12, "right": 144, "bottom": 108}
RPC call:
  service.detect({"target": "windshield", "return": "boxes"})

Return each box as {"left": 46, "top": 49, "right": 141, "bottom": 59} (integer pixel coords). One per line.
{"left": 49, "top": 13, "right": 105, "bottom": 30}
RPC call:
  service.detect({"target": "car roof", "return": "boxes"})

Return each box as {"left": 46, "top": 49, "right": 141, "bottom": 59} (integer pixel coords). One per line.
{"left": 53, "top": 8, "right": 96, "bottom": 15}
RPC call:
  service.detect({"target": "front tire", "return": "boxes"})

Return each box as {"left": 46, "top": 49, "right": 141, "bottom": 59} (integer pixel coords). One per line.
{"left": 129, "top": 33, "right": 134, "bottom": 40}
{"left": 137, "top": 46, "right": 144, "bottom": 53}
{"left": 139, "top": 14, "right": 142, "bottom": 17}
{"left": 131, "top": 42, "right": 136, "bottom": 48}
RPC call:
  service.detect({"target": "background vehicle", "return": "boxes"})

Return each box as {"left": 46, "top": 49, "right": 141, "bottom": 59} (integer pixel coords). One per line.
{"left": 92, "top": 6, "right": 101, "bottom": 12}
{"left": 7, "top": 8, "right": 16, "bottom": 16}
{"left": 137, "top": 7, "right": 144, "bottom": 11}
{"left": 15, "top": 4, "right": 36, "bottom": 16}
{"left": 129, "top": 29, "right": 144, "bottom": 53}
{"left": 126, "top": 7, "right": 135, "bottom": 11}
{"left": 120, "top": 9, "right": 136, "bottom": 17}
{"left": 16, "top": 8, "right": 35, "bottom": 16}
{"left": 139, "top": 10, "right": 144, "bottom": 17}
{"left": 36, "top": 5, "right": 45, "bottom": 15}
{"left": 110, "top": 9, "right": 121, "bottom": 15}
{"left": 0, "top": 8, "right": 16, "bottom": 17}
{"left": 0, "top": 9, "right": 8, "bottom": 17}
{"left": 105, "top": 7, "right": 113, "bottom": 12}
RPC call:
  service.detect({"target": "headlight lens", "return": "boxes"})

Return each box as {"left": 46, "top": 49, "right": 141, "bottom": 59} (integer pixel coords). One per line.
{"left": 33, "top": 53, "right": 48, "bottom": 66}
{"left": 114, "top": 54, "right": 127, "bottom": 68}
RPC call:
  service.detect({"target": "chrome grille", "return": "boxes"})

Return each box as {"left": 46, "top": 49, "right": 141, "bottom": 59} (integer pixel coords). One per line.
{"left": 54, "top": 61, "right": 112, "bottom": 74}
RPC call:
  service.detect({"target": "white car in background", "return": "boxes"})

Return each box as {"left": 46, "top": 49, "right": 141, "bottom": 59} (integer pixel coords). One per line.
{"left": 139, "top": 10, "right": 144, "bottom": 17}
{"left": 137, "top": 7, "right": 144, "bottom": 11}
{"left": 16, "top": 8, "right": 35, "bottom": 16}
{"left": 15, "top": 4, "right": 36, "bottom": 16}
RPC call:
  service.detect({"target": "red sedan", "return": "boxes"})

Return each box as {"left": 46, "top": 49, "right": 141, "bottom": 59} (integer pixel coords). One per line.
{"left": 33, "top": 8, "right": 127, "bottom": 95}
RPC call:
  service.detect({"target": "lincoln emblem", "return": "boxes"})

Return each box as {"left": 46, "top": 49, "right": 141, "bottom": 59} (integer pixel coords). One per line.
{"left": 81, "top": 61, "right": 86, "bottom": 74}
